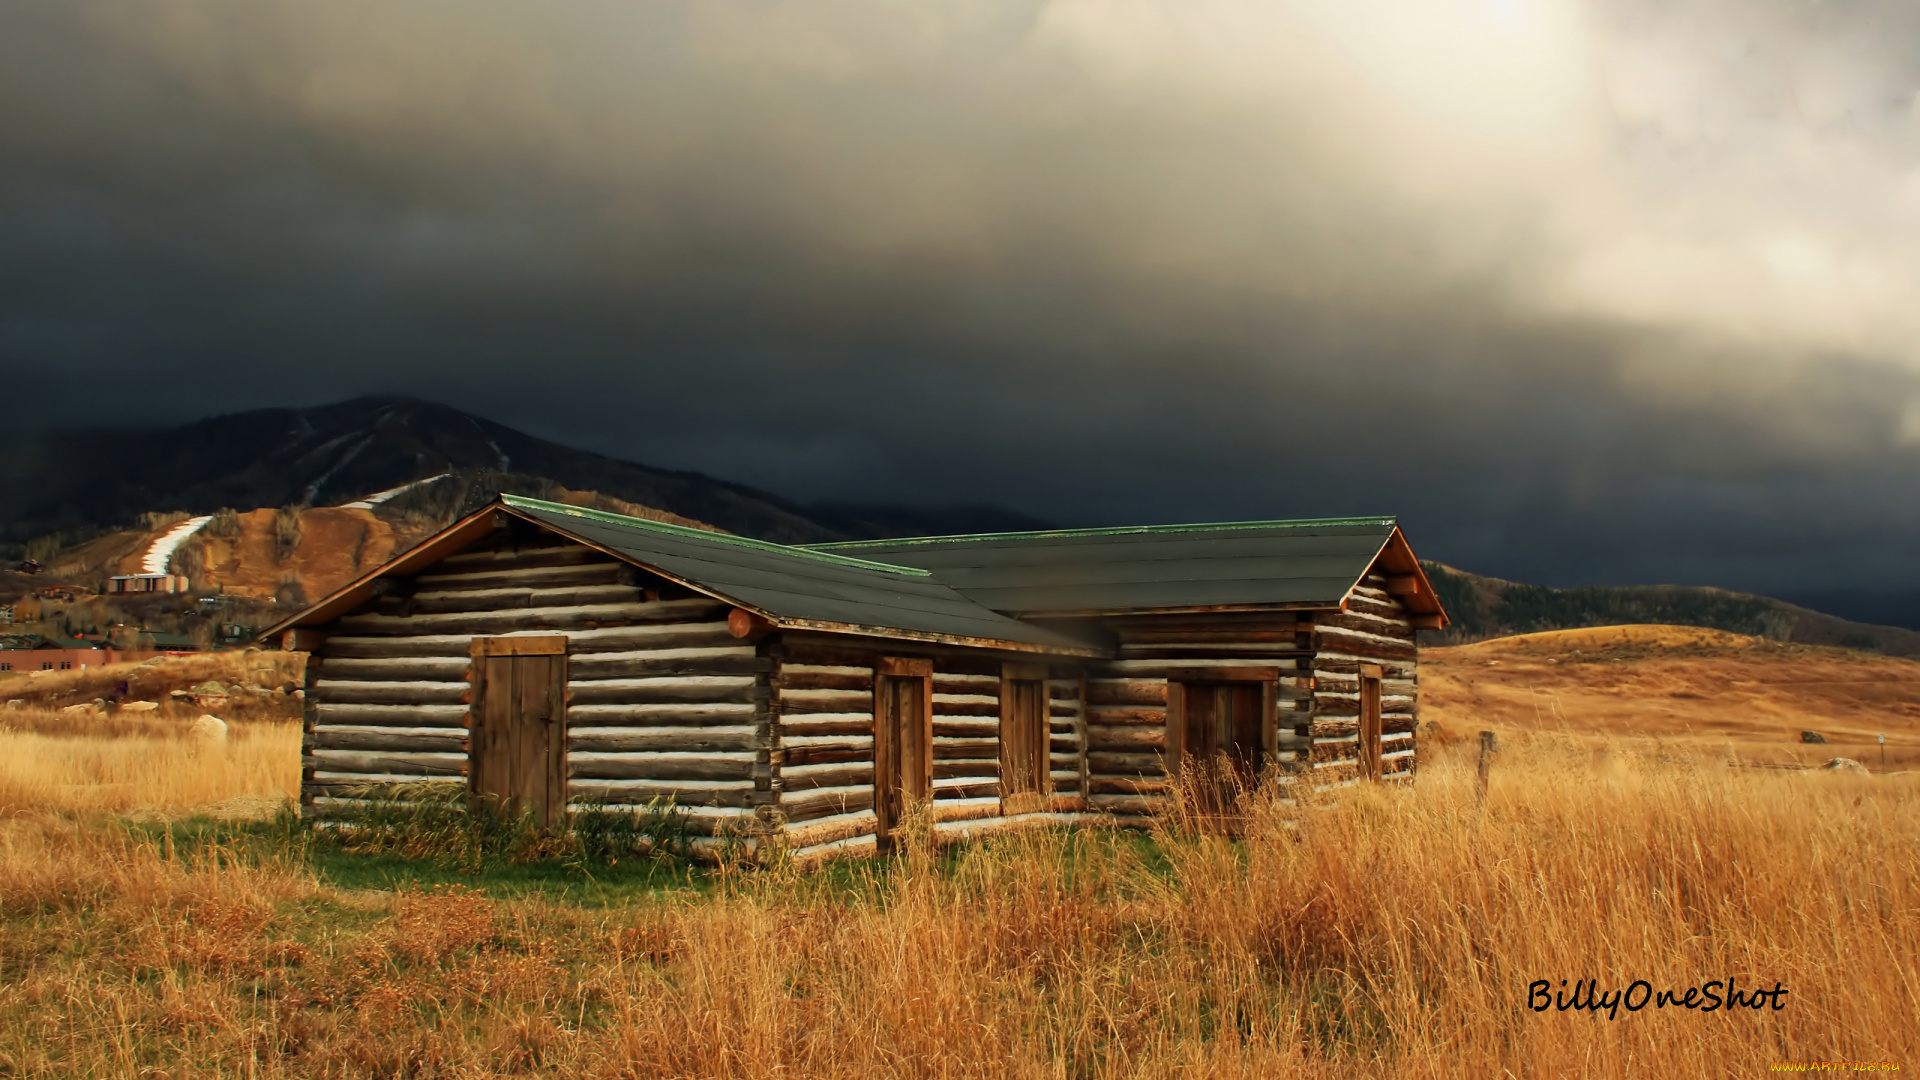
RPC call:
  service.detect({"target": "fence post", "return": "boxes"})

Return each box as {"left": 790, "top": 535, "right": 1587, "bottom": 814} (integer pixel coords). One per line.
{"left": 1477, "top": 730, "right": 1496, "bottom": 806}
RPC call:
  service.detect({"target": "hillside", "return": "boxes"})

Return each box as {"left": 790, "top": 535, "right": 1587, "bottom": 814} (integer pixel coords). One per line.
{"left": 1421, "top": 625, "right": 1919, "bottom": 770}
{"left": 0, "top": 397, "right": 849, "bottom": 550}
{"left": 1422, "top": 561, "right": 1920, "bottom": 658}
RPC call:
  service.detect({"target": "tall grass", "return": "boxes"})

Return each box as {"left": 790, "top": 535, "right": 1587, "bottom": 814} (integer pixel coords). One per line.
{"left": 0, "top": 736, "right": 1912, "bottom": 1076}
{"left": 0, "top": 712, "right": 299, "bottom": 815}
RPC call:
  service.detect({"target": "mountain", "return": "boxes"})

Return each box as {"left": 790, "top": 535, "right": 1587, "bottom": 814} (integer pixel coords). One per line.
{"left": 0, "top": 397, "right": 851, "bottom": 548}
{"left": 1422, "top": 562, "right": 1920, "bottom": 659}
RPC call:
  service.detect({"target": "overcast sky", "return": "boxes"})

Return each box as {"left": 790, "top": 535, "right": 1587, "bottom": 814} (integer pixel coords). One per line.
{"left": 5, "top": 0, "right": 1920, "bottom": 600}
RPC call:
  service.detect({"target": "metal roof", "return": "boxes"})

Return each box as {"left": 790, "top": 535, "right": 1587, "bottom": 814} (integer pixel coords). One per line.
{"left": 476, "top": 497, "right": 1099, "bottom": 654}
{"left": 809, "top": 517, "right": 1404, "bottom": 615}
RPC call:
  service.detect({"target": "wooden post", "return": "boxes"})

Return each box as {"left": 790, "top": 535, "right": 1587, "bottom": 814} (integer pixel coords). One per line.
{"left": 1477, "top": 730, "right": 1495, "bottom": 806}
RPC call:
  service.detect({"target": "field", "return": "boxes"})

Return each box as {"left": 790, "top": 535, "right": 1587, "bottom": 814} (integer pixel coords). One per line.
{"left": 1423, "top": 624, "right": 1920, "bottom": 770}
{"left": 0, "top": 640, "right": 1915, "bottom": 1076}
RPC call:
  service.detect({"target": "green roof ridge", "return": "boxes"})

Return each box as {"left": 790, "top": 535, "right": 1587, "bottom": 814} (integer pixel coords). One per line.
{"left": 807, "top": 514, "right": 1399, "bottom": 550}
{"left": 500, "top": 495, "right": 933, "bottom": 577}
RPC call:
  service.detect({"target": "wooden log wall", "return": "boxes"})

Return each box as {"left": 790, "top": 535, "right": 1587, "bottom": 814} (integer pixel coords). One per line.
{"left": 770, "top": 641, "right": 878, "bottom": 854}
{"left": 772, "top": 639, "right": 1091, "bottom": 862}
{"left": 301, "top": 533, "right": 772, "bottom": 838}
{"left": 1308, "top": 573, "right": 1419, "bottom": 787}
{"left": 1083, "top": 612, "right": 1315, "bottom": 820}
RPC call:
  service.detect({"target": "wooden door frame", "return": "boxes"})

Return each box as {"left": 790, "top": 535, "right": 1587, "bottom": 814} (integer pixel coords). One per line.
{"left": 469, "top": 635, "right": 569, "bottom": 828}
{"left": 999, "top": 661, "right": 1051, "bottom": 815}
{"left": 1164, "top": 666, "right": 1279, "bottom": 779}
{"left": 1359, "top": 662, "right": 1383, "bottom": 781}
{"left": 874, "top": 656, "right": 933, "bottom": 848}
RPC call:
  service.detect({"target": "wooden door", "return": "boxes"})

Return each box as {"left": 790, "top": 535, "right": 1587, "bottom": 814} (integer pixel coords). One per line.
{"left": 1171, "top": 680, "right": 1268, "bottom": 812}
{"left": 874, "top": 658, "right": 933, "bottom": 848}
{"left": 999, "top": 664, "right": 1050, "bottom": 815}
{"left": 1359, "top": 666, "right": 1383, "bottom": 781}
{"left": 469, "top": 635, "right": 569, "bottom": 828}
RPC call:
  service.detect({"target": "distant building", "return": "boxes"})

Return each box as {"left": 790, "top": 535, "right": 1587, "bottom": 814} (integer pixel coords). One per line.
{"left": 108, "top": 574, "right": 190, "bottom": 595}
{"left": 0, "top": 631, "right": 198, "bottom": 672}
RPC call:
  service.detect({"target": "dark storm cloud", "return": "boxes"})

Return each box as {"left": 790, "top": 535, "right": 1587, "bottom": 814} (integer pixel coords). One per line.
{"left": 5, "top": 0, "right": 1920, "bottom": 599}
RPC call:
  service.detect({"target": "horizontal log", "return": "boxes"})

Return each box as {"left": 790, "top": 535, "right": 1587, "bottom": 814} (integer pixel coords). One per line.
{"left": 1384, "top": 716, "right": 1416, "bottom": 735}
{"left": 932, "top": 739, "right": 1000, "bottom": 758}
{"left": 933, "top": 779, "right": 999, "bottom": 800}
{"left": 1117, "top": 644, "right": 1311, "bottom": 658}
{"left": 1314, "top": 628, "right": 1418, "bottom": 662}
{"left": 430, "top": 544, "right": 608, "bottom": 573}
{"left": 781, "top": 786, "right": 875, "bottom": 822}
{"left": 777, "top": 689, "right": 874, "bottom": 714}
{"left": 1084, "top": 679, "right": 1167, "bottom": 706}
{"left": 305, "top": 776, "right": 465, "bottom": 799}
{"left": 1313, "top": 698, "right": 1415, "bottom": 719}
{"left": 568, "top": 702, "right": 757, "bottom": 726}
{"left": 568, "top": 676, "right": 758, "bottom": 705}
{"left": 780, "top": 719, "right": 874, "bottom": 739}
{"left": 337, "top": 604, "right": 716, "bottom": 637}
{"left": 1088, "top": 752, "right": 1165, "bottom": 775}
{"left": 324, "top": 627, "right": 732, "bottom": 659}
{"left": 319, "top": 656, "right": 470, "bottom": 681}
{"left": 572, "top": 650, "right": 769, "bottom": 678}
{"left": 409, "top": 582, "right": 642, "bottom": 614}
{"left": 1087, "top": 793, "right": 1162, "bottom": 816}
{"left": 782, "top": 763, "right": 874, "bottom": 791}
{"left": 1318, "top": 611, "right": 1414, "bottom": 641}
{"left": 315, "top": 680, "right": 467, "bottom": 706}
{"left": 1341, "top": 594, "right": 1408, "bottom": 620}
{"left": 569, "top": 753, "right": 756, "bottom": 782}
{"left": 1087, "top": 725, "right": 1165, "bottom": 751}
{"left": 1085, "top": 705, "right": 1165, "bottom": 726}
{"left": 932, "top": 675, "right": 998, "bottom": 694}
{"left": 931, "top": 656, "right": 1004, "bottom": 678}
{"left": 780, "top": 744, "right": 873, "bottom": 768}
{"left": 1312, "top": 720, "right": 1359, "bottom": 739}
{"left": 414, "top": 561, "right": 626, "bottom": 592}
{"left": 932, "top": 720, "right": 996, "bottom": 738}
{"left": 1309, "top": 743, "right": 1358, "bottom": 765}
{"left": 1096, "top": 658, "right": 1300, "bottom": 677}
{"left": 777, "top": 668, "right": 872, "bottom": 691}
{"left": 782, "top": 811, "right": 879, "bottom": 849}
{"left": 1089, "top": 776, "right": 1167, "bottom": 796}
{"left": 568, "top": 781, "right": 757, "bottom": 808}
{"left": 930, "top": 700, "right": 998, "bottom": 717}
{"left": 569, "top": 727, "right": 758, "bottom": 753}
{"left": 933, "top": 734, "right": 1006, "bottom": 753}
{"left": 1117, "top": 628, "right": 1304, "bottom": 645}
{"left": 311, "top": 728, "right": 467, "bottom": 753}
{"left": 934, "top": 759, "right": 1000, "bottom": 780}
{"left": 1049, "top": 736, "right": 1080, "bottom": 754}
{"left": 308, "top": 750, "right": 467, "bottom": 776}
{"left": 315, "top": 703, "right": 468, "bottom": 727}
{"left": 1312, "top": 660, "right": 1417, "bottom": 681}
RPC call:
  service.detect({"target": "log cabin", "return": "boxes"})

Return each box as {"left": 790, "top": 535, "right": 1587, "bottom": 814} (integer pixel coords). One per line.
{"left": 261, "top": 495, "right": 1448, "bottom": 862}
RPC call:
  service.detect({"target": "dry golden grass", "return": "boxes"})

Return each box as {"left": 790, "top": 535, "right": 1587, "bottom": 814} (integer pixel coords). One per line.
{"left": 1426, "top": 624, "right": 1920, "bottom": 770}
{"left": 0, "top": 650, "right": 304, "bottom": 819}
{"left": 0, "top": 713, "right": 299, "bottom": 817}
{"left": 0, "top": 736, "right": 1914, "bottom": 1077}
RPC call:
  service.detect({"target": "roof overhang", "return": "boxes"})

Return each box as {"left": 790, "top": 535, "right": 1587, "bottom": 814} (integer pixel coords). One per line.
{"left": 258, "top": 499, "right": 1105, "bottom": 658}
{"left": 1362, "top": 526, "right": 1449, "bottom": 629}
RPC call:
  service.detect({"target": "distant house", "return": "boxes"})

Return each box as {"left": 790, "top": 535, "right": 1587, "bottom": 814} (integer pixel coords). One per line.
{"left": 108, "top": 574, "right": 190, "bottom": 595}
{"left": 263, "top": 495, "right": 1448, "bottom": 861}
{"left": 0, "top": 630, "right": 197, "bottom": 673}
{"left": 0, "top": 635, "right": 105, "bottom": 672}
